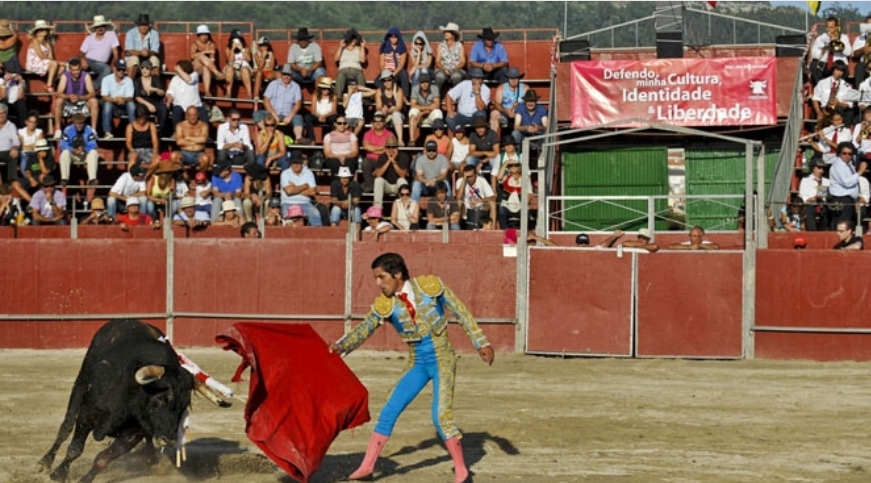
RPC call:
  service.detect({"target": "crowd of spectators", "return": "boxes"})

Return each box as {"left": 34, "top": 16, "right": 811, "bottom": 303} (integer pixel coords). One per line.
{"left": 0, "top": 14, "right": 556, "bottom": 235}
{"left": 798, "top": 15, "right": 871, "bottom": 239}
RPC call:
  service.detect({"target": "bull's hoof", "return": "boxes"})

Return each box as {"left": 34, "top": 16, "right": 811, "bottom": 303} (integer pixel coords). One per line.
{"left": 48, "top": 467, "right": 68, "bottom": 482}
{"left": 218, "top": 400, "right": 232, "bottom": 408}
{"left": 36, "top": 457, "right": 52, "bottom": 473}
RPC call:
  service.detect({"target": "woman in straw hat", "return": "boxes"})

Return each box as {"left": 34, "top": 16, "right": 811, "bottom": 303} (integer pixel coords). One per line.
{"left": 309, "top": 76, "right": 337, "bottom": 135}
{"left": 434, "top": 21, "right": 466, "bottom": 91}
{"left": 190, "top": 24, "right": 224, "bottom": 96}
{"left": 26, "top": 20, "right": 63, "bottom": 92}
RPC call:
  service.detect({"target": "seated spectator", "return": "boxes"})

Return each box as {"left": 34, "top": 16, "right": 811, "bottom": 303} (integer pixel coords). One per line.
{"left": 408, "top": 31, "right": 433, "bottom": 87}
{"left": 216, "top": 108, "right": 254, "bottom": 168}
{"left": 172, "top": 196, "right": 210, "bottom": 229}
{"left": 490, "top": 67, "right": 526, "bottom": 134}
{"left": 668, "top": 226, "right": 720, "bottom": 250}
{"left": 812, "top": 61, "right": 858, "bottom": 128}
{"left": 424, "top": 118, "right": 452, "bottom": 159}
{"left": 495, "top": 157, "right": 523, "bottom": 229}
{"left": 606, "top": 229, "right": 661, "bottom": 253}
{"left": 52, "top": 57, "right": 99, "bottom": 139}
{"left": 799, "top": 158, "right": 830, "bottom": 231}
{"left": 476, "top": 214, "right": 495, "bottom": 231}
{"left": 468, "top": 28, "right": 509, "bottom": 84}
{"left": 145, "top": 161, "right": 178, "bottom": 219}
{"left": 309, "top": 76, "right": 338, "bottom": 137}
{"left": 0, "top": 103, "right": 20, "bottom": 184}
{"left": 365, "top": 134, "right": 409, "bottom": 207}
{"left": 375, "top": 28, "right": 409, "bottom": 98}
{"left": 0, "top": 19, "right": 21, "bottom": 73}
{"left": 125, "top": 105, "right": 159, "bottom": 172}
{"left": 342, "top": 78, "right": 375, "bottom": 136}
{"left": 329, "top": 166, "right": 362, "bottom": 226}
{"left": 434, "top": 22, "right": 466, "bottom": 91}
{"left": 284, "top": 203, "right": 306, "bottom": 227}
{"left": 0, "top": 182, "right": 26, "bottom": 225}
{"left": 190, "top": 25, "right": 224, "bottom": 97}
{"left": 391, "top": 184, "right": 419, "bottom": 230}
{"left": 241, "top": 221, "right": 261, "bottom": 238}
{"left": 280, "top": 151, "right": 322, "bottom": 226}
{"left": 223, "top": 30, "right": 254, "bottom": 99}
{"left": 242, "top": 162, "right": 271, "bottom": 223}
{"left": 213, "top": 199, "right": 242, "bottom": 228}
{"left": 449, "top": 124, "right": 471, "bottom": 173}
{"left": 115, "top": 196, "right": 158, "bottom": 231}
{"left": 26, "top": 20, "right": 63, "bottom": 92}
{"left": 167, "top": 60, "right": 208, "bottom": 129}
{"left": 445, "top": 67, "right": 489, "bottom": 132}
{"left": 334, "top": 29, "right": 367, "bottom": 100}
{"left": 467, "top": 115, "right": 500, "bottom": 171}
{"left": 264, "top": 196, "right": 283, "bottom": 226}
{"left": 780, "top": 194, "right": 806, "bottom": 232}
{"left": 192, "top": 171, "right": 214, "bottom": 218}
{"left": 133, "top": 59, "right": 168, "bottom": 137}
{"left": 256, "top": 64, "right": 304, "bottom": 141}
{"left": 426, "top": 183, "right": 460, "bottom": 230}
{"left": 323, "top": 115, "right": 359, "bottom": 176}
{"left": 375, "top": 70, "right": 406, "bottom": 146}
{"left": 124, "top": 14, "right": 160, "bottom": 78}
{"left": 853, "top": 107, "right": 871, "bottom": 164}
{"left": 492, "top": 135, "right": 521, "bottom": 190}
{"left": 411, "top": 140, "right": 450, "bottom": 201}
{"left": 15, "top": 137, "right": 53, "bottom": 202}
{"left": 455, "top": 164, "right": 496, "bottom": 229}
{"left": 833, "top": 219, "right": 863, "bottom": 250}
{"left": 29, "top": 174, "right": 65, "bottom": 225}
{"left": 100, "top": 59, "right": 135, "bottom": 138}
{"left": 0, "top": 63, "right": 27, "bottom": 128}
{"left": 361, "top": 112, "right": 396, "bottom": 191}
{"left": 107, "top": 164, "right": 148, "bottom": 218}
{"left": 812, "top": 112, "right": 851, "bottom": 165}
{"left": 362, "top": 205, "right": 391, "bottom": 240}
{"left": 253, "top": 36, "right": 278, "bottom": 100}
{"left": 513, "top": 89, "right": 548, "bottom": 148}
{"left": 287, "top": 27, "right": 326, "bottom": 86}
{"left": 59, "top": 113, "right": 99, "bottom": 201}
{"left": 174, "top": 106, "right": 210, "bottom": 173}
{"left": 408, "top": 71, "right": 442, "bottom": 146}
{"left": 210, "top": 159, "right": 243, "bottom": 221}
{"left": 254, "top": 114, "right": 286, "bottom": 170}
{"left": 79, "top": 197, "right": 113, "bottom": 225}
{"left": 79, "top": 15, "right": 120, "bottom": 91}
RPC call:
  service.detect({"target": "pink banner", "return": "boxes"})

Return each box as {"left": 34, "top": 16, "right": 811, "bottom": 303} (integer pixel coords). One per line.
{"left": 570, "top": 57, "right": 777, "bottom": 128}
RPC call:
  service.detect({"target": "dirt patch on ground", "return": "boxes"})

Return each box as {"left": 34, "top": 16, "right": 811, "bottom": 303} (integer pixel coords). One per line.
{"left": 1, "top": 348, "right": 870, "bottom": 483}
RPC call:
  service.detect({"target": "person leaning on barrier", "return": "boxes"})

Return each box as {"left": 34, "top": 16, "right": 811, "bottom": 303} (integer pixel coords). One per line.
{"left": 240, "top": 221, "right": 261, "bottom": 238}
{"left": 668, "top": 226, "right": 720, "bottom": 251}
{"left": 834, "top": 219, "right": 863, "bottom": 250}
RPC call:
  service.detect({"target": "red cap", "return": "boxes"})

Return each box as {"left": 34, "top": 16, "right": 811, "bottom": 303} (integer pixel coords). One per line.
{"left": 195, "top": 172, "right": 207, "bottom": 182}
{"left": 794, "top": 235, "right": 807, "bottom": 247}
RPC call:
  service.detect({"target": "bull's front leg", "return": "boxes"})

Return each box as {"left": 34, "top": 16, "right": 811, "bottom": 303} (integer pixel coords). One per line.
{"left": 49, "top": 415, "right": 94, "bottom": 483}
{"left": 78, "top": 430, "right": 144, "bottom": 483}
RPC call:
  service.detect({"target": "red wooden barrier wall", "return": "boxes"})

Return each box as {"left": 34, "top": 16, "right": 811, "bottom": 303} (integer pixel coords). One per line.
{"left": 526, "top": 248, "right": 633, "bottom": 356}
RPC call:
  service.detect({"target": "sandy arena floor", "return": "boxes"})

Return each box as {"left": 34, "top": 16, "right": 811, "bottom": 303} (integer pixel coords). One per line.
{"left": 1, "top": 347, "right": 870, "bottom": 483}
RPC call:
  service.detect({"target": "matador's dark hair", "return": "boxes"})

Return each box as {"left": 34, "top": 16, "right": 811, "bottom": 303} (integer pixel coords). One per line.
{"left": 372, "top": 252, "right": 409, "bottom": 281}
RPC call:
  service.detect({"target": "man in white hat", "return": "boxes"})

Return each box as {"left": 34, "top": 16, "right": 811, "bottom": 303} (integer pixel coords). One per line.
{"left": 124, "top": 13, "right": 160, "bottom": 78}
{"left": 329, "top": 165, "right": 362, "bottom": 226}
{"left": 172, "top": 196, "right": 210, "bottom": 228}
{"left": 79, "top": 15, "right": 120, "bottom": 90}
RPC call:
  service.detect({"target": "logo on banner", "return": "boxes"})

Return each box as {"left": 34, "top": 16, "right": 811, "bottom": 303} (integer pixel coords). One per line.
{"left": 748, "top": 79, "right": 768, "bottom": 98}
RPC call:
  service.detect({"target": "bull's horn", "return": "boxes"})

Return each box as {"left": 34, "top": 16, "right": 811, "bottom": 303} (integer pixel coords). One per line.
{"left": 135, "top": 365, "right": 165, "bottom": 385}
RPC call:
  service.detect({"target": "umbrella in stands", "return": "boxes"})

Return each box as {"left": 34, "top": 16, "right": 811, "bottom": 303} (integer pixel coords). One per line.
{"left": 216, "top": 323, "right": 370, "bottom": 482}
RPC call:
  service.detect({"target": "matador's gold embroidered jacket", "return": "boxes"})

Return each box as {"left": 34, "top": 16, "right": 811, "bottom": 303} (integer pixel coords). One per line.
{"left": 339, "top": 275, "right": 490, "bottom": 353}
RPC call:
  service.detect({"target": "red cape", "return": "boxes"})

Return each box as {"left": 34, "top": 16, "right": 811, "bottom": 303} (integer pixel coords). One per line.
{"left": 216, "top": 323, "right": 370, "bottom": 483}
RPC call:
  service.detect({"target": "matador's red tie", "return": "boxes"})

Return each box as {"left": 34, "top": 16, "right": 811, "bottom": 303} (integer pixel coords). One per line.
{"left": 397, "top": 292, "right": 416, "bottom": 322}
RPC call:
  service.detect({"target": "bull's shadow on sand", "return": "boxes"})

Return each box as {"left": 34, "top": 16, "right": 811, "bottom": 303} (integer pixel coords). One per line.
{"left": 311, "top": 431, "right": 519, "bottom": 483}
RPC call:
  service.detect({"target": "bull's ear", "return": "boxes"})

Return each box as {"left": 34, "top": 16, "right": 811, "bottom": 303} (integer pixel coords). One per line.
{"left": 135, "top": 365, "right": 166, "bottom": 385}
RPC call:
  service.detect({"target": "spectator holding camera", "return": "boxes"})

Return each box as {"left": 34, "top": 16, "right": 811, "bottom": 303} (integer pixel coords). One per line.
{"left": 223, "top": 30, "right": 254, "bottom": 100}
{"left": 216, "top": 108, "right": 254, "bottom": 167}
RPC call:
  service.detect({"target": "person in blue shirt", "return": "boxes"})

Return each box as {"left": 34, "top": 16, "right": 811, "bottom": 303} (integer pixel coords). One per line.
{"left": 468, "top": 27, "right": 509, "bottom": 84}
{"left": 512, "top": 89, "right": 548, "bottom": 148}
{"left": 59, "top": 112, "right": 99, "bottom": 201}
{"left": 209, "top": 159, "right": 244, "bottom": 221}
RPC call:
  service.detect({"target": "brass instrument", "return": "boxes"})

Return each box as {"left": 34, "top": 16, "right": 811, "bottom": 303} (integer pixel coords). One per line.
{"left": 863, "top": 34, "right": 871, "bottom": 65}
{"left": 816, "top": 79, "right": 840, "bottom": 131}
{"left": 830, "top": 22, "right": 845, "bottom": 53}
{"left": 860, "top": 121, "right": 871, "bottom": 142}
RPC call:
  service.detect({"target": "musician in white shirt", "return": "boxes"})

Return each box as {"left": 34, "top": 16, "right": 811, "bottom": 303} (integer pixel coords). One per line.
{"left": 851, "top": 16, "right": 871, "bottom": 86}
{"left": 813, "top": 112, "right": 853, "bottom": 165}
{"left": 798, "top": 159, "right": 830, "bottom": 231}
{"left": 852, "top": 107, "right": 871, "bottom": 163}
{"left": 812, "top": 61, "right": 859, "bottom": 126}
{"left": 811, "top": 17, "right": 853, "bottom": 82}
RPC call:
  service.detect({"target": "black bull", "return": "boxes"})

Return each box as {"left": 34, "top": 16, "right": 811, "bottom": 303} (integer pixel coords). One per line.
{"left": 38, "top": 319, "right": 196, "bottom": 483}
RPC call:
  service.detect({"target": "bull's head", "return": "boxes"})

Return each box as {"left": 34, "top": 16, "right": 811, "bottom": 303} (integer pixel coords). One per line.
{"left": 134, "top": 365, "right": 194, "bottom": 448}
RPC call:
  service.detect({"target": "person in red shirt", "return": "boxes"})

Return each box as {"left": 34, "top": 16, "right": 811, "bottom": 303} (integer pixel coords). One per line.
{"left": 115, "top": 196, "right": 159, "bottom": 231}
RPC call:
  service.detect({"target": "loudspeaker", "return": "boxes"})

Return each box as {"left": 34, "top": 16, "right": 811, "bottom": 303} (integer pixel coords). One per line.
{"left": 656, "top": 31, "right": 683, "bottom": 59}
{"left": 559, "top": 39, "right": 590, "bottom": 62}
{"left": 776, "top": 34, "right": 807, "bottom": 58}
